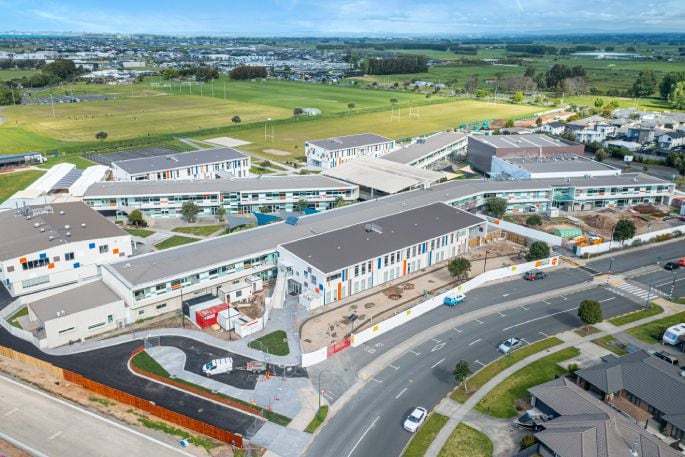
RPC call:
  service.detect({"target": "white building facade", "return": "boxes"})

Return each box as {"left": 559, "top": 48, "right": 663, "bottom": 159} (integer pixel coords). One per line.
{"left": 305, "top": 133, "right": 395, "bottom": 169}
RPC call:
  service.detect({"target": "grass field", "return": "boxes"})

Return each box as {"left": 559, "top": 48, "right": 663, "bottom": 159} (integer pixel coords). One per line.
{"left": 171, "top": 225, "right": 224, "bottom": 237}
{"left": 0, "top": 169, "right": 44, "bottom": 203}
{"left": 438, "top": 423, "right": 493, "bottom": 457}
{"left": 154, "top": 235, "right": 199, "bottom": 250}
{"left": 37, "top": 154, "right": 95, "bottom": 169}
{"left": 608, "top": 303, "right": 663, "bottom": 326}
{"left": 402, "top": 413, "right": 449, "bottom": 457}
{"left": 7, "top": 307, "right": 28, "bottom": 329}
{"left": 475, "top": 347, "right": 579, "bottom": 418}
{"left": 0, "top": 69, "right": 39, "bottom": 81}
{"left": 626, "top": 311, "right": 685, "bottom": 344}
{"left": 247, "top": 330, "right": 289, "bottom": 356}
{"left": 124, "top": 228, "right": 155, "bottom": 238}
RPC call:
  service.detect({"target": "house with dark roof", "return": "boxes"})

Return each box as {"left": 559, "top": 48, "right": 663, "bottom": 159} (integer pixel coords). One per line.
{"left": 541, "top": 121, "right": 566, "bottom": 136}
{"left": 658, "top": 131, "right": 685, "bottom": 150}
{"left": 575, "top": 350, "right": 685, "bottom": 445}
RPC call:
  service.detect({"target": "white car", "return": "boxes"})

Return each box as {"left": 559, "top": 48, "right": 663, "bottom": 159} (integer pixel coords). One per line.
{"left": 202, "top": 357, "right": 233, "bottom": 377}
{"left": 403, "top": 407, "right": 427, "bottom": 433}
{"left": 498, "top": 337, "right": 522, "bottom": 354}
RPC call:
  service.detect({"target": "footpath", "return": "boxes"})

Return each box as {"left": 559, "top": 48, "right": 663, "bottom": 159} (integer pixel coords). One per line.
{"left": 423, "top": 295, "right": 683, "bottom": 457}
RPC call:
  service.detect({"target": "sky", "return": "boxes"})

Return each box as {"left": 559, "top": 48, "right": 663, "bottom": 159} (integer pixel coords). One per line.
{"left": 2, "top": 0, "right": 685, "bottom": 36}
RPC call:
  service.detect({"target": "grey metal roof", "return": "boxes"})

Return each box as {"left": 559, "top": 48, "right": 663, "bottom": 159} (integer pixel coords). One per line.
{"left": 503, "top": 156, "right": 619, "bottom": 174}
{"left": 111, "top": 148, "right": 248, "bottom": 175}
{"left": 28, "top": 280, "right": 121, "bottom": 323}
{"left": 103, "top": 172, "right": 670, "bottom": 288}
{"left": 568, "top": 115, "right": 607, "bottom": 126}
{"left": 0, "top": 202, "right": 128, "bottom": 261}
{"left": 384, "top": 131, "right": 465, "bottom": 164}
{"left": 530, "top": 377, "right": 605, "bottom": 416}
{"left": 306, "top": 133, "right": 393, "bottom": 150}
{"left": 83, "top": 175, "right": 356, "bottom": 197}
{"left": 469, "top": 134, "right": 577, "bottom": 149}
{"left": 280, "top": 203, "right": 483, "bottom": 274}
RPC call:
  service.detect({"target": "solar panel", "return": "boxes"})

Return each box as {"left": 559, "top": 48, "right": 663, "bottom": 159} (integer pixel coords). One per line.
{"left": 285, "top": 216, "right": 299, "bottom": 225}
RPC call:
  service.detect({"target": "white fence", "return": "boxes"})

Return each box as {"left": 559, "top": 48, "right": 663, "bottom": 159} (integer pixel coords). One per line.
{"left": 483, "top": 216, "right": 564, "bottom": 246}
{"left": 0, "top": 314, "right": 42, "bottom": 347}
{"left": 575, "top": 226, "right": 684, "bottom": 256}
{"left": 301, "top": 346, "right": 328, "bottom": 368}
{"left": 349, "top": 256, "right": 560, "bottom": 348}
{"left": 0, "top": 298, "right": 24, "bottom": 320}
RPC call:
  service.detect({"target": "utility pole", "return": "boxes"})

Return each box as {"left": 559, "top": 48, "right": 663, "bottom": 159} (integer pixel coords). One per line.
{"left": 670, "top": 271, "right": 677, "bottom": 299}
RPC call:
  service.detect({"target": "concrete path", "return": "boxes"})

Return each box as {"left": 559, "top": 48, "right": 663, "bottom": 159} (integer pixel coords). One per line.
{"left": 462, "top": 410, "right": 526, "bottom": 457}
{"left": 176, "top": 137, "right": 205, "bottom": 150}
{"left": 424, "top": 297, "right": 682, "bottom": 457}
{"left": 249, "top": 422, "right": 310, "bottom": 457}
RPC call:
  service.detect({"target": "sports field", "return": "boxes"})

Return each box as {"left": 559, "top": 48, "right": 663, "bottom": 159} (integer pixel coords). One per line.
{"left": 0, "top": 69, "right": 39, "bottom": 81}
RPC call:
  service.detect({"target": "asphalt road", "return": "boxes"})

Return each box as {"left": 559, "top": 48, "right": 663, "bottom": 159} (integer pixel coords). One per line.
{"left": 304, "top": 285, "right": 640, "bottom": 457}
{"left": 586, "top": 241, "right": 685, "bottom": 274}
{"left": 632, "top": 268, "right": 685, "bottom": 300}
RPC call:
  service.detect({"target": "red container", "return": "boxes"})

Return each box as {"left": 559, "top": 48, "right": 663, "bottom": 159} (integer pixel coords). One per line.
{"left": 195, "top": 303, "right": 229, "bottom": 328}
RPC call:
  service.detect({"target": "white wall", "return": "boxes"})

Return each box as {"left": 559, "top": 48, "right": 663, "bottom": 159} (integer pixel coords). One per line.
{"left": 575, "top": 226, "right": 685, "bottom": 256}
{"left": 40, "top": 298, "right": 125, "bottom": 348}
{"left": 483, "top": 216, "right": 564, "bottom": 246}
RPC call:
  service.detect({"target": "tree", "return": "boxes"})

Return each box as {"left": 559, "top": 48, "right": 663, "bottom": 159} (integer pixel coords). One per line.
{"left": 180, "top": 201, "right": 200, "bottom": 223}
{"left": 333, "top": 196, "right": 347, "bottom": 208}
{"left": 228, "top": 65, "right": 267, "bottom": 80}
{"left": 347, "top": 102, "right": 356, "bottom": 109}
{"left": 512, "top": 91, "right": 524, "bottom": 102}
{"left": 526, "top": 214, "right": 542, "bottom": 227}
{"left": 520, "top": 435, "right": 537, "bottom": 451}
{"left": 486, "top": 197, "right": 508, "bottom": 218}
{"left": 659, "top": 72, "right": 685, "bottom": 99}
{"left": 505, "top": 119, "right": 515, "bottom": 128}
{"left": 524, "top": 66, "right": 536, "bottom": 78}
{"left": 526, "top": 241, "right": 550, "bottom": 261}
{"left": 390, "top": 97, "right": 398, "bottom": 104}
{"left": 593, "top": 97, "right": 604, "bottom": 108}
{"left": 293, "top": 107, "right": 304, "bottom": 116}
{"left": 127, "top": 210, "right": 147, "bottom": 227}
{"left": 595, "top": 148, "right": 607, "bottom": 162}
{"left": 231, "top": 115, "right": 241, "bottom": 124}
{"left": 295, "top": 199, "right": 308, "bottom": 212}
{"left": 453, "top": 360, "right": 472, "bottom": 392}
{"left": 0, "top": 86, "right": 19, "bottom": 105}
{"left": 42, "top": 59, "right": 78, "bottom": 80}
{"left": 668, "top": 81, "right": 685, "bottom": 110}
{"left": 194, "top": 66, "right": 219, "bottom": 82}
{"left": 258, "top": 205, "right": 271, "bottom": 213}
{"left": 613, "top": 219, "right": 636, "bottom": 243}
{"left": 216, "top": 206, "right": 226, "bottom": 222}
{"left": 578, "top": 299, "right": 603, "bottom": 330}
{"left": 535, "top": 117, "right": 543, "bottom": 127}
{"left": 447, "top": 257, "right": 471, "bottom": 280}
{"left": 632, "top": 70, "right": 657, "bottom": 98}
{"left": 95, "top": 131, "right": 108, "bottom": 141}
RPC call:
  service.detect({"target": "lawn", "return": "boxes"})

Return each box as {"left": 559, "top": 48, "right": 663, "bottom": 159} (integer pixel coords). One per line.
{"left": 247, "top": 330, "right": 290, "bottom": 356}
{"left": 0, "top": 69, "right": 39, "bottom": 81}
{"left": 626, "top": 311, "right": 685, "bottom": 344}
{"left": 451, "top": 337, "right": 563, "bottom": 403}
{"left": 250, "top": 166, "right": 273, "bottom": 175}
{"left": 438, "top": 423, "right": 493, "bottom": 457}
{"left": 304, "top": 406, "right": 328, "bottom": 433}
{"left": 475, "top": 347, "right": 580, "bottom": 418}
{"left": 154, "top": 235, "right": 199, "bottom": 250}
{"left": 0, "top": 169, "right": 45, "bottom": 204}
{"left": 7, "top": 307, "right": 28, "bottom": 329}
{"left": 124, "top": 228, "right": 155, "bottom": 238}
{"left": 171, "top": 225, "right": 224, "bottom": 237}
{"left": 131, "top": 350, "right": 170, "bottom": 378}
{"left": 402, "top": 413, "right": 449, "bottom": 457}
{"left": 592, "top": 335, "right": 629, "bottom": 356}
{"left": 37, "top": 154, "right": 96, "bottom": 169}
{"left": 608, "top": 303, "right": 664, "bottom": 326}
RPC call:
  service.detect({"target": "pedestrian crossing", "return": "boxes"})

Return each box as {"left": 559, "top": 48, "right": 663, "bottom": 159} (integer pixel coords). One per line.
{"left": 614, "top": 282, "right": 658, "bottom": 300}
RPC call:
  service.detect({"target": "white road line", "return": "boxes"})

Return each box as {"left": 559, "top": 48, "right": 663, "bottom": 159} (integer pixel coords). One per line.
{"left": 3, "top": 407, "right": 18, "bottom": 417}
{"left": 599, "top": 297, "right": 616, "bottom": 303}
{"left": 389, "top": 364, "right": 400, "bottom": 371}
{"left": 431, "top": 338, "right": 441, "bottom": 343}
{"left": 409, "top": 350, "right": 421, "bottom": 356}
{"left": 475, "top": 318, "right": 484, "bottom": 324}
{"left": 656, "top": 278, "right": 685, "bottom": 287}
{"left": 520, "top": 305, "right": 529, "bottom": 311}
{"left": 474, "top": 360, "right": 487, "bottom": 367}
{"left": 469, "top": 338, "right": 482, "bottom": 346}
{"left": 539, "top": 331, "right": 549, "bottom": 338}
{"left": 502, "top": 306, "right": 577, "bottom": 331}
{"left": 370, "top": 378, "right": 383, "bottom": 384}
{"left": 395, "top": 388, "right": 408, "bottom": 399}
{"left": 521, "top": 338, "right": 530, "bottom": 344}
{"left": 452, "top": 327, "right": 463, "bottom": 333}
{"left": 498, "top": 311, "right": 507, "bottom": 317}
{"left": 559, "top": 295, "right": 567, "bottom": 301}
{"left": 347, "top": 416, "right": 381, "bottom": 457}
{"left": 431, "top": 358, "right": 445, "bottom": 368}
{"left": 48, "top": 431, "right": 62, "bottom": 440}
{"left": 542, "top": 300, "right": 551, "bottom": 305}
{"left": 502, "top": 293, "right": 510, "bottom": 297}
{"left": 431, "top": 342, "right": 446, "bottom": 352}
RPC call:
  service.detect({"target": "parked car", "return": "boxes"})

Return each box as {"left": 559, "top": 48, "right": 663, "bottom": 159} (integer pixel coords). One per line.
{"left": 498, "top": 337, "right": 523, "bottom": 354}
{"left": 523, "top": 270, "right": 546, "bottom": 281}
{"left": 677, "top": 258, "right": 685, "bottom": 267}
{"left": 443, "top": 293, "right": 466, "bottom": 306}
{"left": 202, "top": 357, "right": 233, "bottom": 377}
{"left": 403, "top": 407, "right": 427, "bottom": 433}
{"left": 652, "top": 351, "right": 679, "bottom": 366}
{"left": 664, "top": 262, "right": 681, "bottom": 270}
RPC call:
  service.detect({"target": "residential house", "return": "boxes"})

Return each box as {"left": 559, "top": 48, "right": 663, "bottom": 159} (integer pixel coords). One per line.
{"left": 541, "top": 121, "right": 566, "bottom": 136}
{"left": 658, "top": 131, "right": 685, "bottom": 150}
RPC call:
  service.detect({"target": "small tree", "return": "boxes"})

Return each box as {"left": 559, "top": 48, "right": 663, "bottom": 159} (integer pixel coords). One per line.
{"left": 526, "top": 214, "right": 542, "bottom": 227}
{"left": 505, "top": 119, "right": 515, "bottom": 128}
{"left": 333, "top": 196, "right": 347, "bottom": 208}
{"left": 127, "top": 209, "right": 147, "bottom": 227}
{"left": 485, "top": 197, "right": 508, "bottom": 218}
{"left": 231, "top": 115, "right": 241, "bottom": 124}
{"left": 295, "top": 199, "right": 308, "bottom": 212}
{"left": 578, "top": 299, "right": 603, "bottom": 331}
{"left": 258, "top": 205, "right": 271, "bottom": 213}
{"left": 595, "top": 148, "right": 607, "bottom": 162}
{"left": 512, "top": 91, "right": 524, "bottom": 102}
{"left": 519, "top": 435, "right": 537, "bottom": 451}
{"left": 593, "top": 97, "right": 604, "bottom": 108}
{"left": 535, "top": 117, "right": 543, "bottom": 127}
{"left": 95, "top": 130, "right": 108, "bottom": 141}
{"left": 447, "top": 257, "right": 471, "bottom": 280}
{"left": 180, "top": 201, "right": 200, "bottom": 223}
{"left": 526, "top": 241, "right": 550, "bottom": 261}
{"left": 347, "top": 102, "right": 356, "bottom": 109}
{"left": 390, "top": 97, "right": 398, "bottom": 104}
{"left": 453, "top": 360, "right": 472, "bottom": 393}
{"left": 293, "top": 107, "right": 304, "bottom": 116}
{"left": 613, "top": 219, "right": 636, "bottom": 243}
{"left": 216, "top": 206, "right": 226, "bottom": 222}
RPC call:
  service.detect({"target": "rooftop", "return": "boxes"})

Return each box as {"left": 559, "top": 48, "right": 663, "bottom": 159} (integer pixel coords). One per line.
{"left": 280, "top": 203, "right": 483, "bottom": 274}
{"left": 502, "top": 155, "right": 619, "bottom": 174}
{"left": 383, "top": 131, "right": 466, "bottom": 165}
{"left": 469, "top": 134, "right": 578, "bottom": 150}
{"left": 111, "top": 147, "right": 248, "bottom": 175}
{"left": 0, "top": 201, "right": 127, "bottom": 261}
{"left": 28, "top": 280, "right": 121, "bottom": 323}
{"left": 306, "top": 133, "right": 393, "bottom": 151}
{"left": 321, "top": 156, "right": 443, "bottom": 194}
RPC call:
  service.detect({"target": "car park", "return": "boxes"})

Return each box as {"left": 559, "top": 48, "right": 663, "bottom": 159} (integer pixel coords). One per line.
{"left": 664, "top": 262, "right": 681, "bottom": 270}
{"left": 403, "top": 407, "right": 427, "bottom": 433}
{"left": 523, "top": 270, "right": 546, "bottom": 281}
{"left": 443, "top": 293, "right": 466, "bottom": 306}
{"left": 498, "top": 337, "right": 523, "bottom": 354}
{"left": 202, "top": 357, "right": 233, "bottom": 376}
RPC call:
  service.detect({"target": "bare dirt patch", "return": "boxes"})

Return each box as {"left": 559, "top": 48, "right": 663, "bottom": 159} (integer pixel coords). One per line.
{"left": 262, "top": 149, "right": 292, "bottom": 156}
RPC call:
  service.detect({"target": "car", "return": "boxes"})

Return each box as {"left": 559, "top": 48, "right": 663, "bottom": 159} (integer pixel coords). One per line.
{"left": 677, "top": 258, "right": 685, "bottom": 267}
{"left": 443, "top": 293, "right": 466, "bottom": 306}
{"left": 523, "top": 270, "right": 546, "bottom": 281}
{"left": 498, "top": 337, "right": 523, "bottom": 354}
{"left": 403, "top": 407, "right": 427, "bottom": 433}
{"left": 664, "top": 262, "right": 681, "bottom": 270}
{"left": 652, "top": 351, "right": 679, "bottom": 366}
{"left": 202, "top": 357, "right": 233, "bottom": 377}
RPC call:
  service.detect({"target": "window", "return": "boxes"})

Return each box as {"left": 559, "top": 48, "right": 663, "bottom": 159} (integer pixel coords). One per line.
{"left": 155, "top": 303, "right": 167, "bottom": 310}
{"left": 354, "top": 265, "right": 359, "bottom": 277}
{"left": 390, "top": 253, "right": 395, "bottom": 264}
{"left": 88, "top": 321, "right": 106, "bottom": 330}
{"left": 236, "top": 290, "right": 242, "bottom": 298}
{"left": 22, "top": 258, "right": 50, "bottom": 270}
{"left": 361, "top": 263, "right": 366, "bottom": 275}
{"left": 138, "top": 310, "right": 145, "bottom": 315}
{"left": 99, "top": 245, "right": 109, "bottom": 254}
{"left": 107, "top": 314, "right": 114, "bottom": 323}
{"left": 21, "top": 275, "right": 50, "bottom": 289}
{"left": 384, "top": 255, "right": 389, "bottom": 267}
{"left": 311, "top": 275, "right": 317, "bottom": 284}
{"left": 6, "top": 266, "right": 14, "bottom": 273}
{"left": 53, "top": 256, "right": 60, "bottom": 262}
{"left": 58, "top": 326, "right": 75, "bottom": 335}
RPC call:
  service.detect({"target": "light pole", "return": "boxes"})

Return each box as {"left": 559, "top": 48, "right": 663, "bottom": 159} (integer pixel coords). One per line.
{"left": 318, "top": 369, "right": 334, "bottom": 419}
{"left": 608, "top": 258, "right": 614, "bottom": 275}
{"left": 645, "top": 256, "right": 662, "bottom": 308}
{"left": 670, "top": 271, "right": 677, "bottom": 299}
{"left": 483, "top": 250, "right": 490, "bottom": 273}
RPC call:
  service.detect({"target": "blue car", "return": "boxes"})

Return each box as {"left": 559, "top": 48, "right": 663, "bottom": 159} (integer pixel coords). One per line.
{"left": 444, "top": 293, "right": 466, "bottom": 306}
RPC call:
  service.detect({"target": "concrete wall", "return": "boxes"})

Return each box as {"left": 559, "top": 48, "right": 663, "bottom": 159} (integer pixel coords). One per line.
{"left": 39, "top": 298, "right": 125, "bottom": 348}
{"left": 575, "top": 226, "right": 684, "bottom": 256}
{"left": 482, "top": 216, "right": 564, "bottom": 246}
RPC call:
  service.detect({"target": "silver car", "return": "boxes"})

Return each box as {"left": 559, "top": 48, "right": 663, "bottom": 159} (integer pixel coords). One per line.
{"left": 403, "top": 407, "right": 427, "bottom": 433}
{"left": 498, "top": 337, "right": 522, "bottom": 354}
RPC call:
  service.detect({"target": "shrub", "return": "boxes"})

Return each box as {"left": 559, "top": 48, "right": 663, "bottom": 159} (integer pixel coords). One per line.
{"left": 520, "top": 434, "right": 537, "bottom": 450}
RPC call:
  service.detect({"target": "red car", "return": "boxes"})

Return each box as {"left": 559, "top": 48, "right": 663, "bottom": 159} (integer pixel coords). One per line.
{"left": 678, "top": 258, "right": 685, "bottom": 267}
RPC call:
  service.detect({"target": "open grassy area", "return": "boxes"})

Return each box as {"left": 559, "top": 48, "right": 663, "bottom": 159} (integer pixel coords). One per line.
{"left": 402, "top": 413, "right": 449, "bottom": 457}
{"left": 608, "top": 303, "right": 663, "bottom": 326}
{"left": 133, "top": 412, "right": 219, "bottom": 452}
{"left": 304, "top": 406, "right": 328, "bottom": 433}
{"left": 451, "top": 337, "right": 563, "bottom": 403}
{"left": 7, "top": 307, "right": 28, "bottom": 329}
{"left": 475, "top": 347, "right": 580, "bottom": 418}
{"left": 592, "top": 335, "right": 629, "bottom": 356}
{"left": 626, "top": 311, "right": 685, "bottom": 344}
{"left": 171, "top": 225, "right": 224, "bottom": 237}
{"left": 0, "top": 69, "right": 39, "bottom": 81}
{"left": 37, "top": 154, "right": 95, "bottom": 169}
{"left": 154, "top": 235, "right": 199, "bottom": 250}
{"left": 124, "top": 228, "right": 155, "bottom": 238}
{"left": 131, "top": 350, "right": 170, "bottom": 378}
{"left": 0, "top": 169, "right": 44, "bottom": 204}
{"left": 438, "top": 423, "right": 493, "bottom": 457}
{"left": 247, "top": 330, "right": 290, "bottom": 356}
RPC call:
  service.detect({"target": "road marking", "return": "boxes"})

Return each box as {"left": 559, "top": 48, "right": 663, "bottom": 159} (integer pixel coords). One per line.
{"left": 656, "top": 278, "right": 685, "bottom": 287}
{"left": 431, "top": 338, "right": 441, "bottom": 343}
{"left": 498, "top": 311, "right": 507, "bottom": 317}
{"left": 370, "top": 378, "right": 383, "bottom": 384}
{"left": 543, "top": 300, "right": 551, "bottom": 305}
{"left": 3, "top": 407, "right": 17, "bottom": 417}
{"left": 559, "top": 295, "right": 567, "bottom": 301}
{"left": 347, "top": 416, "right": 380, "bottom": 457}
{"left": 539, "top": 331, "right": 549, "bottom": 338}
{"left": 502, "top": 306, "right": 578, "bottom": 331}
{"left": 375, "top": 342, "right": 384, "bottom": 347}
{"left": 395, "top": 388, "right": 408, "bottom": 399}
{"left": 475, "top": 318, "right": 484, "bottom": 324}
{"left": 48, "top": 431, "right": 62, "bottom": 440}
{"left": 389, "top": 364, "right": 400, "bottom": 371}
{"left": 599, "top": 297, "right": 615, "bottom": 303}
{"left": 469, "top": 338, "right": 482, "bottom": 346}
{"left": 474, "top": 360, "right": 487, "bottom": 367}
{"left": 431, "top": 358, "right": 445, "bottom": 368}
{"left": 502, "top": 293, "right": 510, "bottom": 297}
{"left": 452, "top": 327, "right": 463, "bottom": 333}
{"left": 431, "top": 342, "right": 446, "bottom": 352}
{"left": 409, "top": 350, "right": 421, "bottom": 356}
{"left": 520, "top": 305, "right": 529, "bottom": 311}
{"left": 521, "top": 338, "right": 529, "bottom": 344}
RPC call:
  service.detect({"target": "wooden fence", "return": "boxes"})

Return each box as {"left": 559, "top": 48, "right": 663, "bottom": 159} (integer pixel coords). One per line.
{"left": 0, "top": 346, "right": 63, "bottom": 378}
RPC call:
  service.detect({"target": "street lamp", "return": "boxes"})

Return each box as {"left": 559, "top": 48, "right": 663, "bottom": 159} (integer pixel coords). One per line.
{"left": 318, "top": 369, "right": 334, "bottom": 419}
{"left": 645, "top": 256, "right": 662, "bottom": 308}
{"left": 483, "top": 250, "right": 490, "bottom": 273}
{"left": 608, "top": 258, "right": 614, "bottom": 275}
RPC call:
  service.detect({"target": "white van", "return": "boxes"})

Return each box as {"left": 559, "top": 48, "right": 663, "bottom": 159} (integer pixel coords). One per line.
{"left": 662, "top": 324, "right": 685, "bottom": 346}
{"left": 202, "top": 357, "right": 233, "bottom": 377}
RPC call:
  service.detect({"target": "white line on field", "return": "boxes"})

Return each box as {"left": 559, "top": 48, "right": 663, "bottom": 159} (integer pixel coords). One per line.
{"left": 452, "top": 327, "right": 462, "bottom": 333}
{"left": 48, "top": 431, "right": 62, "bottom": 440}
{"left": 520, "top": 305, "right": 529, "bottom": 311}
{"left": 599, "top": 297, "right": 615, "bottom": 302}
{"left": 498, "top": 311, "right": 507, "bottom": 317}
{"left": 370, "top": 378, "right": 383, "bottom": 384}
{"left": 502, "top": 293, "right": 510, "bottom": 297}
{"left": 3, "top": 408, "right": 17, "bottom": 417}
{"left": 431, "top": 338, "right": 441, "bottom": 343}
{"left": 539, "top": 331, "right": 549, "bottom": 338}
{"left": 475, "top": 319, "right": 484, "bottom": 324}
